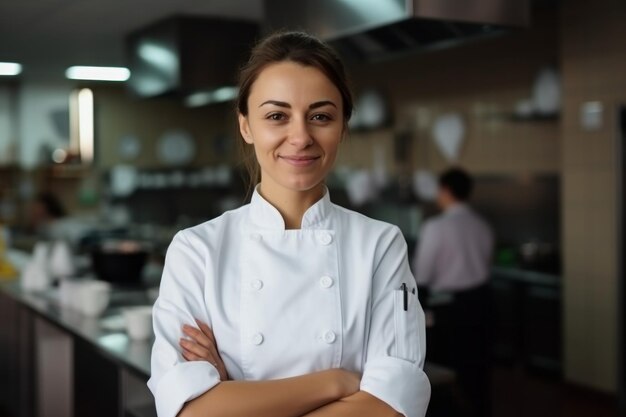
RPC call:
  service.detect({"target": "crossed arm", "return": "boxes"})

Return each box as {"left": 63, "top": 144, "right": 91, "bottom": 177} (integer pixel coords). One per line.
{"left": 301, "top": 391, "right": 403, "bottom": 417}
{"left": 177, "top": 321, "right": 401, "bottom": 417}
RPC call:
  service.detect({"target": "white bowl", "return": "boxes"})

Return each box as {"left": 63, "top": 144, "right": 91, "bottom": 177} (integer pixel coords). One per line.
{"left": 79, "top": 280, "right": 111, "bottom": 316}
{"left": 123, "top": 306, "right": 153, "bottom": 340}
{"left": 59, "top": 279, "right": 83, "bottom": 309}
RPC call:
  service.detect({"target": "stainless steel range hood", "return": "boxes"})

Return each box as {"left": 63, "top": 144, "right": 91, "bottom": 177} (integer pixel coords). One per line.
{"left": 265, "top": 0, "right": 530, "bottom": 62}
{"left": 126, "top": 16, "right": 259, "bottom": 100}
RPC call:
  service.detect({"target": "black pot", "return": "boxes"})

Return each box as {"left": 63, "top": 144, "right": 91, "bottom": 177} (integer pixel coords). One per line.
{"left": 91, "top": 240, "right": 149, "bottom": 286}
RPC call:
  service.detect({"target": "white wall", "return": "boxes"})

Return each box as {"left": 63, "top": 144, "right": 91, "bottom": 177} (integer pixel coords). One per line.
{"left": 560, "top": 0, "right": 625, "bottom": 392}
{"left": 17, "top": 82, "right": 73, "bottom": 169}
{"left": 0, "top": 86, "right": 14, "bottom": 164}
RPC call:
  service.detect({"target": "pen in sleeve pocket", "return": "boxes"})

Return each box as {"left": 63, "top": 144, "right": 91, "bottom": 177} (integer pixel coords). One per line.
{"left": 401, "top": 283, "right": 408, "bottom": 311}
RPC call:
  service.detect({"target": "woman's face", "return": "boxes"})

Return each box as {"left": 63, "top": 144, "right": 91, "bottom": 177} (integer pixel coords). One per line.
{"left": 238, "top": 61, "right": 344, "bottom": 194}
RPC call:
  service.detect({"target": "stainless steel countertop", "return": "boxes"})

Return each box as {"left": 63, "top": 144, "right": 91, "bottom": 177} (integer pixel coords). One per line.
{"left": 0, "top": 280, "right": 153, "bottom": 378}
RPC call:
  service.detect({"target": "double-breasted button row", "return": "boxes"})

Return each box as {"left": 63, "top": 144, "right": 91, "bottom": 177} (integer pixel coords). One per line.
{"left": 245, "top": 331, "right": 335, "bottom": 348}
{"left": 250, "top": 232, "right": 333, "bottom": 245}
{"left": 250, "top": 330, "right": 336, "bottom": 346}
{"left": 249, "top": 276, "right": 333, "bottom": 291}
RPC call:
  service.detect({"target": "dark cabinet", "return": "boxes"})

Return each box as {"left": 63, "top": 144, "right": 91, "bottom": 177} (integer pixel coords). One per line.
{"left": 74, "top": 339, "right": 120, "bottom": 417}
{"left": 491, "top": 270, "right": 562, "bottom": 376}
{"left": 522, "top": 285, "right": 561, "bottom": 374}
{"left": 0, "top": 292, "right": 35, "bottom": 417}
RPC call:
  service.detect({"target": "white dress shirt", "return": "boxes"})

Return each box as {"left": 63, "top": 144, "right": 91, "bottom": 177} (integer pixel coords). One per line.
{"left": 413, "top": 204, "right": 493, "bottom": 292}
{"left": 148, "top": 187, "right": 431, "bottom": 417}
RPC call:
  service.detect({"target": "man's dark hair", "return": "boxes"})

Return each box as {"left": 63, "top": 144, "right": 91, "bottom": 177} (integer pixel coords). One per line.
{"left": 439, "top": 168, "right": 473, "bottom": 201}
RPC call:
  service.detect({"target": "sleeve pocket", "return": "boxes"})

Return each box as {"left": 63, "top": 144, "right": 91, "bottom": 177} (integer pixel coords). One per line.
{"left": 393, "top": 288, "right": 420, "bottom": 363}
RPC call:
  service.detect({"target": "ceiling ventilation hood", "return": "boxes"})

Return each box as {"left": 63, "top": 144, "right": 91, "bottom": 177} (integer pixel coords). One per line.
{"left": 265, "top": 0, "right": 529, "bottom": 62}
{"left": 126, "top": 16, "right": 258, "bottom": 101}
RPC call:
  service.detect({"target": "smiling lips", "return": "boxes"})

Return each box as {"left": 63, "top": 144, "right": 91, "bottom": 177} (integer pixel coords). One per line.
{"left": 279, "top": 155, "right": 321, "bottom": 167}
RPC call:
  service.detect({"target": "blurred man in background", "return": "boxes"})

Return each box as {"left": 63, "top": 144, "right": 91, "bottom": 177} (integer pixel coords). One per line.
{"left": 413, "top": 167, "right": 494, "bottom": 417}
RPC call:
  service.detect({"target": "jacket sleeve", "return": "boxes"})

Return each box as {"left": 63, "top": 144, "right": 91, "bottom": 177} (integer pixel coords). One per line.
{"left": 147, "top": 230, "right": 221, "bottom": 417}
{"left": 360, "top": 226, "right": 431, "bottom": 417}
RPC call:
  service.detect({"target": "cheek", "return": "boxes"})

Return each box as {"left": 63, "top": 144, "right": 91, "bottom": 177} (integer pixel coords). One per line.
{"left": 250, "top": 127, "right": 279, "bottom": 154}
{"left": 319, "top": 129, "right": 342, "bottom": 159}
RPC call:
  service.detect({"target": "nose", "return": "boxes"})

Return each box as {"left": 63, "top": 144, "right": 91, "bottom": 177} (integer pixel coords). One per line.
{"left": 287, "top": 117, "right": 313, "bottom": 148}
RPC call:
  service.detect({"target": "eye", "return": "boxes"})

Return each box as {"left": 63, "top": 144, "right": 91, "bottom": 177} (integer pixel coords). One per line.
{"left": 310, "top": 113, "right": 333, "bottom": 122}
{"left": 266, "top": 112, "right": 286, "bottom": 121}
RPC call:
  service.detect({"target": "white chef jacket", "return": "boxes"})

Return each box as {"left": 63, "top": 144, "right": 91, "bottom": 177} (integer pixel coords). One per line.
{"left": 413, "top": 204, "right": 493, "bottom": 292}
{"left": 148, "top": 187, "right": 431, "bottom": 417}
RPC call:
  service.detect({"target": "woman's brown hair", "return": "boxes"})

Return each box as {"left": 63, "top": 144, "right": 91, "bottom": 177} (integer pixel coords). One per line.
{"left": 236, "top": 31, "right": 354, "bottom": 194}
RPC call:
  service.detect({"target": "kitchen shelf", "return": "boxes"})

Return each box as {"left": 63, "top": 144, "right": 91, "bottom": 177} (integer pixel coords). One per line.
{"left": 509, "top": 112, "right": 560, "bottom": 122}
{"left": 482, "top": 111, "right": 560, "bottom": 123}
{"left": 47, "top": 164, "right": 91, "bottom": 179}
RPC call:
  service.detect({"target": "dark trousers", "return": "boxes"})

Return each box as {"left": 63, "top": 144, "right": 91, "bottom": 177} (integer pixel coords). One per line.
{"left": 427, "top": 284, "right": 493, "bottom": 417}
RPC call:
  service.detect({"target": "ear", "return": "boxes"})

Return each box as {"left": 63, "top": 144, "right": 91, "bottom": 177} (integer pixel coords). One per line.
{"left": 238, "top": 113, "right": 253, "bottom": 144}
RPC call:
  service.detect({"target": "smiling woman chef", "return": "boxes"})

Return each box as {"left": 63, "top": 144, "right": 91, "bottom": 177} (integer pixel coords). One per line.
{"left": 148, "top": 32, "right": 431, "bottom": 417}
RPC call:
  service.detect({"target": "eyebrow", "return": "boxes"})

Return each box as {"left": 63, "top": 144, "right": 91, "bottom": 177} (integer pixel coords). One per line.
{"left": 259, "top": 100, "right": 337, "bottom": 109}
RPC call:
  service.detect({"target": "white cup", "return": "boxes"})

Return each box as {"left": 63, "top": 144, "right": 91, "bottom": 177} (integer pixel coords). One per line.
{"left": 123, "top": 306, "right": 153, "bottom": 340}
{"left": 32, "top": 242, "right": 50, "bottom": 265}
{"left": 49, "top": 240, "right": 76, "bottom": 279}
{"left": 21, "top": 260, "right": 50, "bottom": 292}
{"left": 79, "top": 280, "right": 111, "bottom": 316}
{"left": 59, "top": 279, "right": 84, "bottom": 309}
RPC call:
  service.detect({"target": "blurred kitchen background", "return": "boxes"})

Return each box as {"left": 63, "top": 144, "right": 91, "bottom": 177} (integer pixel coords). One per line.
{"left": 0, "top": 0, "right": 624, "bottom": 416}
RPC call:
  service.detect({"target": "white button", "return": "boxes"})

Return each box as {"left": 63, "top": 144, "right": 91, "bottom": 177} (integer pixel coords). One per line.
{"left": 317, "top": 232, "right": 333, "bottom": 245}
{"left": 319, "top": 276, "right": 334, "bottom": 288}
{"left": 250, "top": 279, "right": 264, "bottom": 290}
{"left": 250, "top": 233, "right": 262, "bottom": 241}
{"left": 251, "top": 333, "right": 264, "bottom": 345}
{"left": 323, "top": 330, "right": 336, "bottom": 344}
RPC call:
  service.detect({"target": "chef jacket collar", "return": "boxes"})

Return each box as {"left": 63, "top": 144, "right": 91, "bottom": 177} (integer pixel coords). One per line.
{"left": 249, "top": 184, "right": 333, "bottom": 230}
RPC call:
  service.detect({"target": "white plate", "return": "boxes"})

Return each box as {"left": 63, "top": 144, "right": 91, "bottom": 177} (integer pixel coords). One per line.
{"left": 432, "top": 113, "right": 465, "bottom": 162}
{"left": 118, "top": 134, "right": 141, "bottom": 160}
{"left": 110, "top": 165, "right": 138, "bottom": 197}
{"left": 413, "top": 170, "right": 438, "bottom": 202}
{"left": 532, "top": 68, "right": 561, "bottom": 115}
{"left": 358, "top": 90, "right": 388, "bottom": 129}
{"left": 157, "top": 129, "right": 196, "bottom": 166}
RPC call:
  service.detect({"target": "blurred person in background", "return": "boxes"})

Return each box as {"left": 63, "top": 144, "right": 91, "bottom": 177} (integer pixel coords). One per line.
{"left": 413, "top": 167, "right": 494, "bottom": 417}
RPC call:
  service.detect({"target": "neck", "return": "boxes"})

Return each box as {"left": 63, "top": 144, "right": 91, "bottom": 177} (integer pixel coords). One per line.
{"left": 442, "top": 199, "right": 462, "bottom": 211}
{"left": 258, "top": 181, "right": 325, "bottom": 229}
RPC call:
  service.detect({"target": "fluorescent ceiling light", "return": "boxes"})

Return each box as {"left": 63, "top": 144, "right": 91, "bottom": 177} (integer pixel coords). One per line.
{"left": 78, "top": 88, "right": 94, "bottom": 163}
{"left": 66, "top": 66, "right": 130, "bottom": 81}
{"left": 185, "top": 86, "right": 239, "bottom": 107}
{"left": 0, "top": 62, "right": 22, "bottom": 76}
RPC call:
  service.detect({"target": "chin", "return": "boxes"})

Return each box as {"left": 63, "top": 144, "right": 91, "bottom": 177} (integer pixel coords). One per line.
{"left": 282, "top": 175, "right": 326, "bottom": 193}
